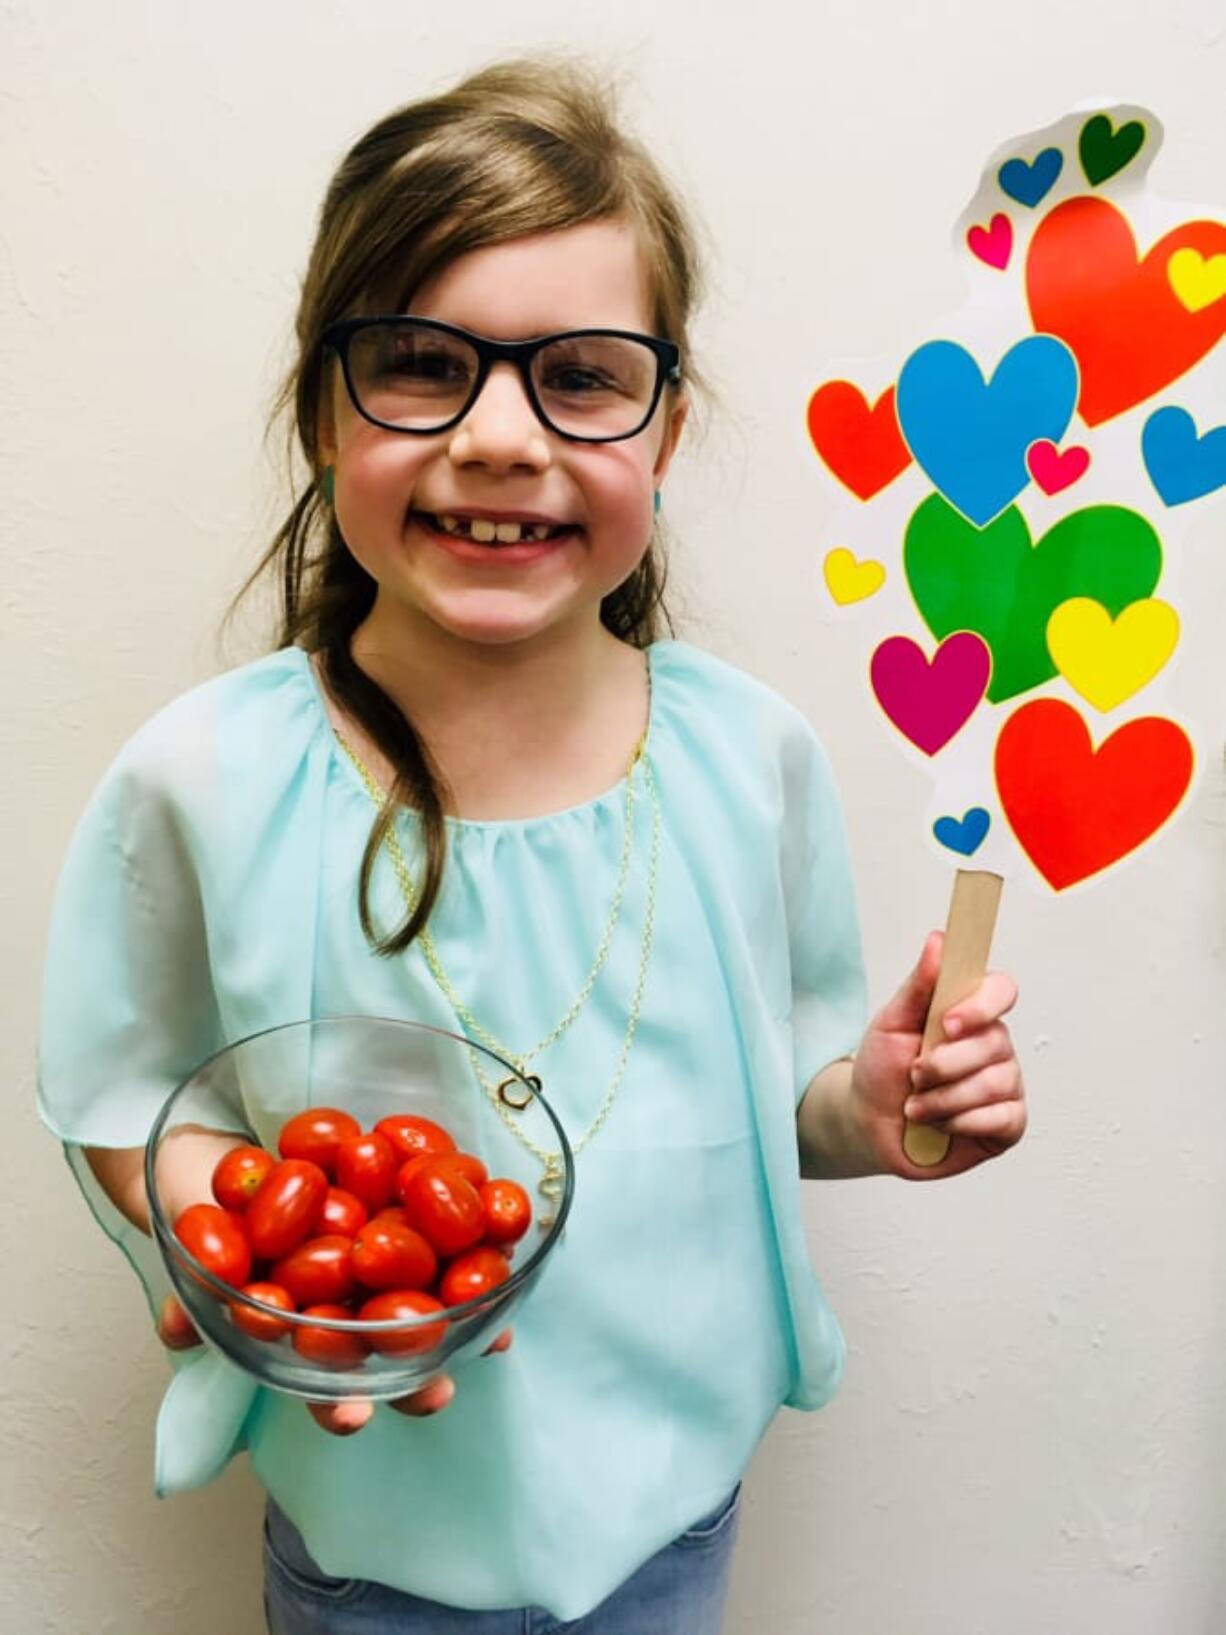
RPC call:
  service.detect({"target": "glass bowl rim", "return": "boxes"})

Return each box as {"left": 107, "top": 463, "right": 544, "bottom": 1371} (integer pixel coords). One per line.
{"left": 144, "top": 1013, "right": 574, "bottom": 1331}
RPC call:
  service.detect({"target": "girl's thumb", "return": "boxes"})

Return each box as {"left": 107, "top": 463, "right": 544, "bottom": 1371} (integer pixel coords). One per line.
{"left": 878, "top": 931, "right": 944, "bottom": 1034}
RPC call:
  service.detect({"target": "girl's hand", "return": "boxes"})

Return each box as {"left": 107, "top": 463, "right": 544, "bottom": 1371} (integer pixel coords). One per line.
{"left": 851, "top": 930, "right": 1026, "bottom": 1181}
{"left": 155, "top": 1295, "right": 511, "bottom": 1434}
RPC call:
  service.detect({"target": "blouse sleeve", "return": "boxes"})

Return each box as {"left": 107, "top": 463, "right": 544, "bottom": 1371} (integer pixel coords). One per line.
{"left": 778, "top": 719, "right": 868, "bottom": 1100}
{"left": 36, "top": 743, "right": 227, "bottom": 1314}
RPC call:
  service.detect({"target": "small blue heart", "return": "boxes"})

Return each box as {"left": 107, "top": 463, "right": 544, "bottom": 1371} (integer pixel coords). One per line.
{"left": 998, "top": 147, "right": 1064, "bottom": 208}
{"left": 897, "top": 337, "right": 1078, "bottom": 528}
{"left": 933, "top": 807, "right": 991, "bottom": 856}
{"left": 1142, "top": 406, "right": 1226, "bottom": 507}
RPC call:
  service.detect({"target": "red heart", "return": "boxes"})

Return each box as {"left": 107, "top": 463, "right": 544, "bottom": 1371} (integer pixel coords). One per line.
{"left": 995, "top": 698, "right": 1193, "bottom": 890}
{"left": 1025, "top": 439, "right": 1090, "bottom": 495}
{"left": 1027, "top": 196, "right": 1226, "bottom": 426}
{"left": 967, "top": 213, "right": 1012, "bottom": 270}
{"left": 806, "top": 381, "right": 912, "bottom": 500}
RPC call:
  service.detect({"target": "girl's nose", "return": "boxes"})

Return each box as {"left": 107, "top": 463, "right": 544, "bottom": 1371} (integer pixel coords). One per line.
{"left": 447, "top": 362, "right": 551, "bottom": 473}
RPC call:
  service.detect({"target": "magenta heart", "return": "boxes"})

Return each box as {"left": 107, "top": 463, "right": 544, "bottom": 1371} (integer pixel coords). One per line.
{"left": 1026, "top": 438, "right": 1091, "bottom": 495}
{"left": 966, "top": 212, "right": 1013, "bottom": 270}
{"left": 870, "top": 632, "right": 991, "bottom": 755}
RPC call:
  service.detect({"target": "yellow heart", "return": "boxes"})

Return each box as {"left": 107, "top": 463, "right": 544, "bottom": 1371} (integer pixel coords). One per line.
{"left": 823, "top": 548, "right": 885, "bottom": 605}
{"left": 1167, "top": 247, "right": 1226, "bottom": 313}
{"left": 1047, "top": 597, "right": 1179, "bottom": 712}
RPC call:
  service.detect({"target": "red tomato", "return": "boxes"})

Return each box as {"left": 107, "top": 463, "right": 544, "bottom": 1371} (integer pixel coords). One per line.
{"left": 351, "top": 1218, "right": 438, "bottom": 1292}
{"left": 399, "top": 1158, "right": 485, "bottom": 1257}
{"left": 395, "top": 1151, "right": 487, "bottom": 1205}
{"left": 358, "top": 1290, "right": 448, "bottom": 1355}
{"left": 371, "top": 1205, "right": 411, "bottom": 1228}
{"left": 174, "top": 1202, "right": 253, "bottom": 1289}
{"left": 211, "top": 1144, "right": 276, "bottom": 1212}
{"left": 271, "top": 1235, "right": 356, "bottom": 1306}
{"left": 374, "top": 1113, "right": 457, "bottom": 1163}
{"left": 230, "top": 1281, "right": 295, "bottom": 1341}
{"left": 439, "top": 1246, "right": 512, "bottom": 1307}
{"left": 277, "top": 1108, "right": 362, "bottom": 1175}
{"left": 292, "top": 1304, "right": 369, "bottom": 1369}
{"left": 334, "top": 1131, "right": 398, "bottom": 1211}
{"left": 245, "top": 1159, "right": 328, "bottom": 1261}
{"left": 320, "top": 1186, "right": 368, "bottom": 1238}
{"left": 479, "top": 1178, "right": 533, "bottom": 1246}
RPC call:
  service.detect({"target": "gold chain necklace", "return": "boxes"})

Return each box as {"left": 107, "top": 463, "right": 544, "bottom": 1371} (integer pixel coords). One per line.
{"left": 336, "top": 721, "right": 661, "bottom": 1229}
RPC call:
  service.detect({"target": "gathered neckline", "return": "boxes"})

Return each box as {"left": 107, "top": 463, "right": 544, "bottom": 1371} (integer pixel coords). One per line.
{"left": 293, "top": 642, "right": 665, "bottom": 835}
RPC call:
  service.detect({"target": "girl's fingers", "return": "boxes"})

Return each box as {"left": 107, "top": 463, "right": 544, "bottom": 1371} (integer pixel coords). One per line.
{"left": 931, "top": 1097, "right": 1028, "bottom": 1146}
{"left": 905, "top": 1059, "right": 1022, "bottom": 1126}
{"left": 307, "top": 1398, "right": 374, "bottom": 1436}
{"left": 941, "top": 971, "right": 1018, "bottom": 1039}
{"left": 911, "top": 1023, "right": 1014, "bottom": 1089}
{"left": 157, "top": 1295, "right": 201, "bottom": 1351}
{"left": 389, "top": 1375, "right": 456, "bottom": 1417}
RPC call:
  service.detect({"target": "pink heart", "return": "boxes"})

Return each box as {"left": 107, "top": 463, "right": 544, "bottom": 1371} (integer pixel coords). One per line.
{"left": 1026, "top": 439, "right": 1091, "bottom": 495}
{"left": 871, "top": 632, "right": 991, "bottom": 756}
{"left": 967, "top": 212, "right": 1013, "bottom": 270}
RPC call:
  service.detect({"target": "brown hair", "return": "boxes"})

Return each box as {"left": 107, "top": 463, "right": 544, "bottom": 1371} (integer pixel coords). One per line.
{"left": 231, "top": 56, "right": 703, "bottom": 955}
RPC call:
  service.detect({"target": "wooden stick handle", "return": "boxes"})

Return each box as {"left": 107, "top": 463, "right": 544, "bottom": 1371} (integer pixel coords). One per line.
{"left": 902, "top": 869, "right": 1004, "bottom": 1168}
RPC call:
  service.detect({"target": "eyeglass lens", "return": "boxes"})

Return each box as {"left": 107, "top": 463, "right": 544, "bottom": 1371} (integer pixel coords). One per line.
{"left": 344, "top": 323, "right": 661, "bottom": 438}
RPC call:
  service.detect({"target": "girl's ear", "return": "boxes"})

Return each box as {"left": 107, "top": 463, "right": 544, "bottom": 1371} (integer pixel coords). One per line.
{"left": 652, "top": 391, "right": 689, "bottom": 485}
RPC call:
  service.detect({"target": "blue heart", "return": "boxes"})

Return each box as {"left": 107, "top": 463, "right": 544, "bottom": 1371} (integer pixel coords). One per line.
{"left": 933, "top": 807, "right": 991, "bottom": 857}
{"left": 897, "top": 337, "right": 1079, "bottom": 528}
{"left": 998, "top": 147, "right": 1064, "bottom": 208}
{"left": 1142, "top": 406, "right": 1226, "bottom": 506}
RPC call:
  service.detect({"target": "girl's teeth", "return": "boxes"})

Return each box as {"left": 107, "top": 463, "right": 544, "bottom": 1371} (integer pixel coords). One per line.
{"left": 432, "top": 514, "right": 558, "bottom": 544}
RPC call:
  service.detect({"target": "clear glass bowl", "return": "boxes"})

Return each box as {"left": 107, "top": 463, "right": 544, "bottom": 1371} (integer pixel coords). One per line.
{"left": 145, "top": 1015, "right": 573, "bottom": 1401}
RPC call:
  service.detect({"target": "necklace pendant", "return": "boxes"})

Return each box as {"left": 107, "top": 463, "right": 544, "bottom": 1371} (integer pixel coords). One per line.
{"left": 536, "top": 1154, "right": 565, "bottom": 1232}
{"left": 497, "top": 1072, "right": 542, "bottom": 1111}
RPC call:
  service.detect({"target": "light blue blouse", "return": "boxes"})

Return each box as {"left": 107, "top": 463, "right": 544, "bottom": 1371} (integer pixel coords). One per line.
{"left": 37, "top": 639, "right": 866, "bottom": 1620}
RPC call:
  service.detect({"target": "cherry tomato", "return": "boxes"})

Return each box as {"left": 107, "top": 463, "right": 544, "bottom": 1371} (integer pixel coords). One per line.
{"left": 320, "top": 1186, "right": 368, "bottom": 1238}
{"left": 479, "top": 1178, "right": 533, "bottom": 1246}
{"left": 245, "top": 1159, "right": 328, "bottom": 1261}
{"left": 230, "top": 1281, "right": 295, "bottom": 1341}
{"left": 395, "top": 1151, "right": 488, "bottom": 1205}
{"left": 351, "top": 1217, "right": 438, "bottom": 1292}
{"left": 277, "top": 1108, "right": 362, "bottom": 1175}
{"left": 271, "top": 1234, "right": 356, "bottom": 1306}
{"left": 292, "top": 1304, "right": 369, "bottom": 1369}
{"left": 358, "top": 1290, "right": 448, "bottom": 1355}
{"left": 334, "top": 1131, "right": 398, "bottom": 1211}
{"left": 399, "top": 1158, "right": 485, "bottom": 1258}
{"left": 371, "top": 1205, "right": 411, "bottom": 1228}
{"left": 439, "top": 1246, "right": 512, "bottom": 1307}
{"left": 374, "top": 1113, "right": 457, "bottom": 1163}
{"left": 174, "top": 1202, "right": 253, "bottom": 1289}
{"left": 211, "top": 1144, "right": 276, "bottom": 1212}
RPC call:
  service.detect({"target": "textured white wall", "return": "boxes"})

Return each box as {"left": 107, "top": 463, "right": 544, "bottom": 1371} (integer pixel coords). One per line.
{"left": 6, "top": 3, "right": 1226, "bottom": 1631}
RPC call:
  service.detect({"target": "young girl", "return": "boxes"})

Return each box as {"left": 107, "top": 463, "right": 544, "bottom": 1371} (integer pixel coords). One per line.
{"left": 38, "top": 57, "right": 1026, "bottom": 1634}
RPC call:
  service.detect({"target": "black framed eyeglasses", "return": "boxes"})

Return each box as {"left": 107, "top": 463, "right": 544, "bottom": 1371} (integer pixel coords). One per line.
{"left": 322, "top": 316, "right": 682, "bottom": 444}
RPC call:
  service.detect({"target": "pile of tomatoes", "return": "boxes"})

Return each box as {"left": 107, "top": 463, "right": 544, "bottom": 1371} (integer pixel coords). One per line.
{"left": 172, "top": 1108, "right": 531, "bottom": 1368}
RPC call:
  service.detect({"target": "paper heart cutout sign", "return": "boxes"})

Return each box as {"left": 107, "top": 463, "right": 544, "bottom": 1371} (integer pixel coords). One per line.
{"left": 998, "top": 147, "right": 1063, "bottom": 208}
{"left": 1046, "top": 597, "right": 1179, "bottom": 712}
{"left": 807, "top": 381, "right": 911, "bottom": 500}
{"left": 995, "top": 698, "right": 1193, "bottom": 889}
{"left": 1027, "top": 439, "right": 1090, "bottom": 495}
{"left": 896, "top": 337, "right": 1078, "bottom": 527}
{"left": 1167, "top": 248, "right": 1226, "bottom": 312}
{"left": 904, "top": 495, "right": 1163, "bottom": 702}
{"left": 967, "top": 213, "right": 1012, "bottom": 269}
{"left": 870, "top": 632, "right": 991, "bottom": 755}
{"left": 1027, "top": 196, "right": 1226, "bottom": 425}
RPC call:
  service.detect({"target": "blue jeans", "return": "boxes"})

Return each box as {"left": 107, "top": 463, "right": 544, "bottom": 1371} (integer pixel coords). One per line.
{"left": 263, "top": 1485, "right": 741, "bottom": 1635}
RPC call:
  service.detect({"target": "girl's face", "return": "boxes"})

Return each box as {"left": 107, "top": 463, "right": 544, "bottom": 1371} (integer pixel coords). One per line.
{"left": 319, "top": 217, "right": 687, "bottom": 652}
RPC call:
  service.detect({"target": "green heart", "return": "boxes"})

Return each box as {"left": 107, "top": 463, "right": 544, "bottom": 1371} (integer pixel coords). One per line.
{"left": 1079, "top": 113, "right": 1146, "bottom": 186}
{"left": 904, "top": 495, "right": 1163, "bottom": 702}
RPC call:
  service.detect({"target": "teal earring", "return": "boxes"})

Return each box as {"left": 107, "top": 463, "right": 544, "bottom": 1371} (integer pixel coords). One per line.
{"left": 653, "top": 489, "right": 662, "bottom": 517}
{"left": 321, "top": 465, "right": 335, "bottom": 503}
